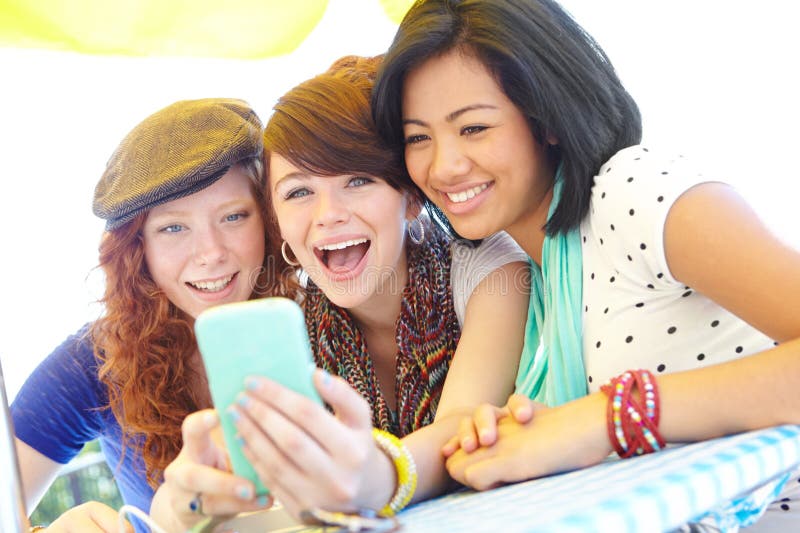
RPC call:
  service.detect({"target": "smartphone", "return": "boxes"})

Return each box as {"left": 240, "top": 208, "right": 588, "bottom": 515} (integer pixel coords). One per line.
{"left": 194, "top": 297, "right": 322, "bottom": 496}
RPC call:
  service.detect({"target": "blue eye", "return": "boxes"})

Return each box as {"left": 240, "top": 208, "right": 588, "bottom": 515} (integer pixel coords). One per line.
{"left": 348, "top": 176, "right": 374, "bottom": 187}
{"left": 225, "top": 212, "right": 248, "bottom": 222}
{"left": 286, "top": 188, "right": 311, "bottom": 200}
{"left": 160, "top": 224, "right": 184, "bottom": 233}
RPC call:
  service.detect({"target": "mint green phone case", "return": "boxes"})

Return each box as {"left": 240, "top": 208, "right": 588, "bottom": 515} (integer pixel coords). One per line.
{"left": 194, "top": 297, "right": 322, "bottom": 496}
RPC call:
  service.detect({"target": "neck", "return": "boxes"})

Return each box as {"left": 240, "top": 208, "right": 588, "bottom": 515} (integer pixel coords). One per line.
{"left": 506, "top": 180, "right": 554, "bottom": 266}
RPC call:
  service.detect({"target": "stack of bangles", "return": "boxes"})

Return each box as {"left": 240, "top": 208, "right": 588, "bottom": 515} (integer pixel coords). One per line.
{"left": 305, "top": 428, "right": 417, "bottom": 532}
{"left": 600, "top": 369, "right": 666, "bottom": 458}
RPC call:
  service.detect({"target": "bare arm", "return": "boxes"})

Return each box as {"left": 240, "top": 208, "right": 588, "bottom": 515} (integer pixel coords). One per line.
{"left": 16, "top": 437, "right": 62, "bottom": 510}
{"left": 404, "top": 260, "right": 529, "bottom": 502}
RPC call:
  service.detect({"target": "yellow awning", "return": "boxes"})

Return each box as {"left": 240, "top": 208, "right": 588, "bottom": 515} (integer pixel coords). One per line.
{"left": 0, "top": 0, "right": 414, "bottom": 58}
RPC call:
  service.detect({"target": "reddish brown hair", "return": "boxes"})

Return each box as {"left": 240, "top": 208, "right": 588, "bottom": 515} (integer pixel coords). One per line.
{"left": 90, "top": 159, "right": 282, "bottom": 486}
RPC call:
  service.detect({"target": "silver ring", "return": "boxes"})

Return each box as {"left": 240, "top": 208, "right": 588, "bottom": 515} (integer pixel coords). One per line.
{"left": 188, "top": 492, "right": 204, "bottom": 515}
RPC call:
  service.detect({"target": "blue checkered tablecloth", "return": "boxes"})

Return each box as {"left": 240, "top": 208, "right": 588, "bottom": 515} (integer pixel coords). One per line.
{"left": 396, "top": 425, "right": 800, "bottom": 532}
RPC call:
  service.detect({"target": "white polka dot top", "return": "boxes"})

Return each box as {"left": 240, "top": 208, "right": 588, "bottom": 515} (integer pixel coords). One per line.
{"left": 579, "top": 145, "right": 775, "bottom": 392}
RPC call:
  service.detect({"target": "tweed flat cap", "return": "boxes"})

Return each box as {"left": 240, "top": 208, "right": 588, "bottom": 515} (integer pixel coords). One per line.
{"left": 93, "top": 98, "right": 263, "bottom": 230}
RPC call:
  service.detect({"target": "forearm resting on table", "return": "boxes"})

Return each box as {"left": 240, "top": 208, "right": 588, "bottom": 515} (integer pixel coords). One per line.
{"left": 657, "top": 338, "right": 800, "bottom": 442}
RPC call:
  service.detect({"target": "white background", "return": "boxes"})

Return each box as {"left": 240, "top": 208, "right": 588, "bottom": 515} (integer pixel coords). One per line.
{"left": 1, "top": 0, "right": 798, "bottom": 399}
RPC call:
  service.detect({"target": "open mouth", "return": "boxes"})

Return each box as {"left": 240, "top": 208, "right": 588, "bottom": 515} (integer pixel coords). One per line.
{"left": 186, "top": 273, "right": 236, "bottom": 293}
{"left": 314, "top": 238, "right": 371, "bottom": 275}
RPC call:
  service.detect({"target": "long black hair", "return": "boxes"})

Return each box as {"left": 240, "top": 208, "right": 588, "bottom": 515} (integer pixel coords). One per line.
{"left": 372, "top": 0, "right": 642, "bottom": 235}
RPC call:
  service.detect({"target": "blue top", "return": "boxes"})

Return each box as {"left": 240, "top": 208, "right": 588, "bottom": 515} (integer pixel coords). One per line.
{"left": 11, "top": 325, "right": 152, "bottom": 531}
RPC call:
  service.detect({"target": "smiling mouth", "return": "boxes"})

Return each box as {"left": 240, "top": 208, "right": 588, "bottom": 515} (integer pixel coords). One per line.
{"left": 187, "top": 273, "right": 235, "bottom": 292}
{"left": 314, "top": 238, "right": 371, "bottom": 274}
{"left": 445, "top": 183, "right": 489, "bottom": 203}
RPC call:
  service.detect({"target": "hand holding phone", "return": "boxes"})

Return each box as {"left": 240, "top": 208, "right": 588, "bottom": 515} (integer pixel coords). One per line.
{"left": 194, "top": 297, "right": 321, "bottom": 496}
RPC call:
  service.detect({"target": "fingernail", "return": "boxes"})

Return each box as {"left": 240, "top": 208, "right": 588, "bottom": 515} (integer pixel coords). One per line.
{"left": 236, "top": 485, "right": 254, "bottom": 500}
{"left": 235, "top": 433, "right": 245, "bottom": 447}
{"left": 257, "top": 494, "right": 270, "bottom": 507}
{"left": 245, "top": 377, "right": 260, "bottom": 391}
{"left": 227, "top": 407, "right": 240, "bottom": 422}
{"left": 203, "top": 411, "right": 218, "bottom": 427}
{"left": 479, "top": 429, "right": 491, "bottom": 443}
{"left": 462, "top": 436, "right": 474, "bottom": 449}
{"left": 237, "top": 394, "right": 250, "bottom": 408}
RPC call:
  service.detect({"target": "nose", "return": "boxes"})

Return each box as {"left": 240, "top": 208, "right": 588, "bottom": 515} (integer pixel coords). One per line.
{"left": 193, "top": 224, "right": 227, "bottom": 266}
{"left": 429, "top": 138, "right": 471, "bottom": 183}
{"left": 314, "top": 189, "right": 350, "bottom": 228}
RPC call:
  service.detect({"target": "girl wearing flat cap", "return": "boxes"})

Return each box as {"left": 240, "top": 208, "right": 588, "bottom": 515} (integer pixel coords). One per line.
{"left": 152, "top": 55, "right": 530, "bottom": 531}
{"left": 11, "top": 98, "right": 276, "bottom": 532}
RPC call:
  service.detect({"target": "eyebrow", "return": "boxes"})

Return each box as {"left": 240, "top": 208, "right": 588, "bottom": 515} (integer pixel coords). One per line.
{"left": 147, "top": 198, "right": 254, "bottom": 221}
{"left": 403, "top": 103, "right": 499, "bottom": 127}
{"left": 272, "top": 171, "right": 310, "bottom": 191}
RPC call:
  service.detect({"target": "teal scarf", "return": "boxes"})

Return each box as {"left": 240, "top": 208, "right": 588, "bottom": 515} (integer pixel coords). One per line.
{"left": 514, "top": 171, "right": 587, "bottom": 406}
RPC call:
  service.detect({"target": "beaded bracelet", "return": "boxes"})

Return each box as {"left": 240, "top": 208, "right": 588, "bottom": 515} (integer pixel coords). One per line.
{"left": 600, "top": 369, "right": 666, "bottom": 458}
{"left": 371, "top": 428, "right": 418, "bottom": 517}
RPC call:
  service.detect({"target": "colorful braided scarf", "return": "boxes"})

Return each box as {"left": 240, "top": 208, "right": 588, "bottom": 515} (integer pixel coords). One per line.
{"left": 304, "top": 228, "right": 461, "bottom": 437}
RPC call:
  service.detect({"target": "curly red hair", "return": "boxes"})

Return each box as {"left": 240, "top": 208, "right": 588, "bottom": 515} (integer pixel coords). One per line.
{"left": 90, "top": 161, "right": 284, "bottom": 487}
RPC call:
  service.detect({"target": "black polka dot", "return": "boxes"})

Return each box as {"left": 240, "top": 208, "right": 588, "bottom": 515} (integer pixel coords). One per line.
{"left": 634, "top": 157, "right": 641, "bottom": 161}
{"left": 588, "top": 376, "right": 593, "bottom": 383}
{"left": 657, "top": 195, "right": 664, "bottom": 202}
{"left": 629, "top": 209, "right": 635, "bottom": 216}
{"left": 667, "top": 326, "right": 677, "bottom": 334}
{"left": 657, "top": 364, "right": 666, "bottom": 372}
{"left": 600, "top": 238, "right": 604, "bottom": 245}
{"left": 609, "top": 276, "right": 615, "bottom": 283}
{"left": 647, "top": 284, "right": 655, "bottom": 289}
{"left": 585, "top": 305, "right": 588, "bottom": 312}
{"left": 642, "top": 148, "right": 649, "bottom": 152}
{"left": 774, "top": 341, "right": 780, "bottom": 346}
{"left": 596, "top": 341, "right": 601, "bottom": 348}
{"left": 640, "top": 243, "right": 647, "bottom": 250}
{"left": 711, "top": 320, "right": 719, "bottom": 328}
{"left": 635, "top": 302, "right": 644, "bottom": 308}
{"left": 627, "top": 176, "right": 634, "bottom": 183}
{"left": 627, "top": 254, "right": 633, "bottom": 262}
{"left": 657, "top": 273, "right": 663, "bottom": 279}
{"left": 661, "top": 171, "right": 669, "bottom": 175}
{"left": 697, "top": 353, "right": 705, "bottom": 361}
{"left": 591, "top": 272, "right": 595, "bottom": 280}
{"left": 625, "top": 335, "right": 633, "bottom": 343}
{"left": 601, "top": 191, "right": 606, "bottom": 199}
{"left": 583, "top": 236, "right": 586, "bottom": 243}
{"left": 606, "top": 167, "right": 612, "bottom": 173}
{"left": 604, "top": 307, "right": 609, "bottom": 314}
{"left": 682, "top": 290, "right": 692, "bottom": 297}
{"left": 781, "top": 504, "right": 790, "bottom": 511}
{"left": 735, "top": 346, "right": 743, "bottom": 354}
{"left": 610, "top": 224, "right": 615, "bottom": 231}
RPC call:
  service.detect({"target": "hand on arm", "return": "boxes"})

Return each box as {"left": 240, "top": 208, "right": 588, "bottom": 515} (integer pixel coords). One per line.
{"left": 149, "top": 409, "right": 269, "bottom": 533}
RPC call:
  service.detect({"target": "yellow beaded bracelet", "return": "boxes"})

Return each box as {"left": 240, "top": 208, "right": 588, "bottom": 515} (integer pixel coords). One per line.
{"left": 371, "top": 428, "right": 418, "bottom": 517}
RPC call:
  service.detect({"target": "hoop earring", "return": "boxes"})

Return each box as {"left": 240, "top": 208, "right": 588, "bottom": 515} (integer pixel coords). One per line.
{"left": 281, "top": 241, "right": 300, "bottom": 266}
{"left": 407, "top": 217, "right": 425, "bottom": 245}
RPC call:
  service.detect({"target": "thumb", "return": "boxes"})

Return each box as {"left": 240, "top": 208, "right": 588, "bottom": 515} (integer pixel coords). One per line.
{"left": 313, "top": 369, "right": 372, "bottom": 431}
{"left": 180, "top": 409, "right": 220, "bottom": 461}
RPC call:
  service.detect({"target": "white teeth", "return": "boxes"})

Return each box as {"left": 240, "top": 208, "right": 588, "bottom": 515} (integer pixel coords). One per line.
{"left": 189, "top": 274, "right": 233, "bottom": 292}
{"left": 446, "top": 183, "right": 488, "bottom": 203}
{"left": 317, "top": 238, "right": 368, "bottom": 251}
